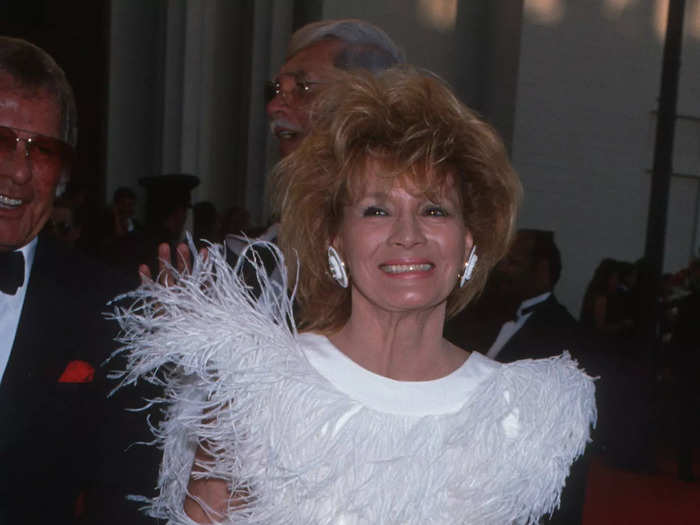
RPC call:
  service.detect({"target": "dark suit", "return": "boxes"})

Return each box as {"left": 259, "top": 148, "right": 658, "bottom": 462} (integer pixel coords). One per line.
{"left": 0, "top": 236, "right": 153, "bottom": 524}
{"left": 495, "top": 294, "right": 582, "bottom": 364}
{"left": 0, "top": 236, "right": 128, "bottom": 523}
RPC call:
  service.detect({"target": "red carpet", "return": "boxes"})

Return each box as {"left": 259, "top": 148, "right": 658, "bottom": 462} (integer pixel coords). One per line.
{"left": 584, "top": 453, "right": 700, "bottom": 524}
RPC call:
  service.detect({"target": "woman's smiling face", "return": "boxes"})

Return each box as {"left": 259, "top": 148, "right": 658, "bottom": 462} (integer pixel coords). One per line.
{"left": 333, "top": 160, "right": 472, "bottom": 317}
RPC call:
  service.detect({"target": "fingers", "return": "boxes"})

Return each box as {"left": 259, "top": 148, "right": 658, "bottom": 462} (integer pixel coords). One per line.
{"left": 138, "top": 264, "right": 153, "bottom": 285}
{"left": 176, "top": 243, "right": 192, "bottom": 274}
{"left": 151, "top": 242, "right": 204, "bottom": 288}
{"left": 158, "top": 243, "right": 174, "bottom": 287}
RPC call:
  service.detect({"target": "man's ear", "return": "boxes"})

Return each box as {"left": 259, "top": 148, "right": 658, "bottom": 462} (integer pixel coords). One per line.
{"left": 55, "top": 173, "right": 69, "bottom": 198}
{"left": 534, "top": 258, "right": 552, "bottom": 289}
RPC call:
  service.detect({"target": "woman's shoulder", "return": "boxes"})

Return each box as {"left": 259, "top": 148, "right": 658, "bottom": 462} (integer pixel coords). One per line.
{"left": 496, "top": 352, "right": 596, "bottom": 414}
{"left": 501, "top": 351, "right": 594, "bottom": 383}
{"left": 486, "top": 353, "right": 596, "bottom": 461}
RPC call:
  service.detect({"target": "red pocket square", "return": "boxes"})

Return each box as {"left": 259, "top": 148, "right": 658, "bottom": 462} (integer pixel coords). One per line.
{"left": 58, "top": 360, "right": 95, "bottom": 383}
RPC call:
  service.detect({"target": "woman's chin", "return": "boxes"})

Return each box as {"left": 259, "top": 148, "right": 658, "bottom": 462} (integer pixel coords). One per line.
{"left": 363, "top": 293, "right": 449, "bottom": 317}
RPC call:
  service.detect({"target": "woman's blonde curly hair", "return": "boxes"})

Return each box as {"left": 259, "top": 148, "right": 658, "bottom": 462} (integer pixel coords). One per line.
{"left": 271, "top": 67, "right": 521, "bottom": 334}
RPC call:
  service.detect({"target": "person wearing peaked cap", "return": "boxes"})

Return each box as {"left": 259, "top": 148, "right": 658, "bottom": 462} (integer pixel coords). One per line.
{"left": 139, "top": 173, "right": 199, "bottom": 244}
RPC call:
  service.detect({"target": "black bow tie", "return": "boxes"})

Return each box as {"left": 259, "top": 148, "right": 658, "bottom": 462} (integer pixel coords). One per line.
{"left": 0, "top": 250, "right": 25, "bottom": 295}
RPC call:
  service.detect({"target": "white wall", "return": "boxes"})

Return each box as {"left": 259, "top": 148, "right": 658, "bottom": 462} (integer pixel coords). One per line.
{"left": 323, "top": 0, "right": 462, "bottom": 87}
{"left": 107, "top": 1, "right": 290, "bottom": 226}
{"left": 512, "top": 0, "right": 699, "bottom": 316}
{"left": 106, "top": 1, "right": 164, "bottom": 208}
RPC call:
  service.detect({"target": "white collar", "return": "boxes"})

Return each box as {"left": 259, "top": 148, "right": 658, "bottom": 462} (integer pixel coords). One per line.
{"left": 517, "top": 291, "right": 551, "bottom": 317}
{"left": 3, "top": 237, "right": 38, "bottom": 294}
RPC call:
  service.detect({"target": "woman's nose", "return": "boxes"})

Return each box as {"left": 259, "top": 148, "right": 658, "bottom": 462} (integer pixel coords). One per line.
{"left": 389, "top": 214, "right": 426, "bottom": 248}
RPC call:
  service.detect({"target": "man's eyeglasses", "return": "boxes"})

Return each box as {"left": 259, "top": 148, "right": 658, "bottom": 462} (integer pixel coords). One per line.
{"left": 265, "top": 73, "right": 325, "bottom": 105}
{"left": 0, "top": 125, "right": 74, "bottom": 174}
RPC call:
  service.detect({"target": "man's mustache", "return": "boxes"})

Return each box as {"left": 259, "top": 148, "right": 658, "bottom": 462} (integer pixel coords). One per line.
{"left": 269, "top": 118, "right": 303, "bottom": 135}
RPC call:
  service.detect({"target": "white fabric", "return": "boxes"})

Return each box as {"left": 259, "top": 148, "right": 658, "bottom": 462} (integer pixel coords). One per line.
{"left": 0, "top": 237, "right": 37, "bottom": 382}
{"left": 487, "top": 292, "right": 551, "bottom": 359}
{"left": 111, "top": 243, "right": 596, "bottom": 525}
{"left": 302, "top": 332, "right": 498, "bottom": 416}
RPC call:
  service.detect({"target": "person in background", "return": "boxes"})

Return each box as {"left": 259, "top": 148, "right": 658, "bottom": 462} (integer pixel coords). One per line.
{"left": 446, "top": 229, "right": 594, "bottom": 524}
{"left": 580, "top": 258, "right": 633, "bottom": 335}
{"left": 111, "top": 186, "right": 141, "bottom": 238}
{"left": 192, "top": 200, "right": 221, "bottom": 249}
{"left": 480, "top": 230, "right": 579, "bottom": 363}
{"left": 142, "top": 18, "right": 406, "bottom": 280}
{"left": 266, "top": 18, "right": 404, "bottom": 158}
{"left": 49, "top": 195, "right": 82, "bottom": 245}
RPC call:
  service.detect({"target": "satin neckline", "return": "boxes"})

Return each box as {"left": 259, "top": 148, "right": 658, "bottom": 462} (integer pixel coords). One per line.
{"left": 299, "top": 333, "right": 500, "bottom": 416}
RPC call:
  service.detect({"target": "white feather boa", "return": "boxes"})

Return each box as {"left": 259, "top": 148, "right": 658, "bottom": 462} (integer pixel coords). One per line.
{"left": 110, "top": 242, "right": 596, "bottom": 525}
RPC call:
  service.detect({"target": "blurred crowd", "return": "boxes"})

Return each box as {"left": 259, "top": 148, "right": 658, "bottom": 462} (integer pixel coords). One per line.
{"left": 46, "top": 178, "right": 262, "bottom": 275}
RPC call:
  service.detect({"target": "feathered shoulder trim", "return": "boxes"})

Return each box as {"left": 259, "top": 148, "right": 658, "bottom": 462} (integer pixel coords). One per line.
{"left": 110, "top": 242, "right": 596, "bottom": 525}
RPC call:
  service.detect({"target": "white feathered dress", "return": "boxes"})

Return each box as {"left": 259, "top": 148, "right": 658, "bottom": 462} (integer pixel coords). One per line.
{"left": 111, "top": 242, "right": 596, "bottom": 525}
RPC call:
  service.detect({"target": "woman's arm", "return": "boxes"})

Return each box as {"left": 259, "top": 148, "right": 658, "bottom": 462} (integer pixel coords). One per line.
{"left": 183, "top": 446, "right": 230, "bottom": 524}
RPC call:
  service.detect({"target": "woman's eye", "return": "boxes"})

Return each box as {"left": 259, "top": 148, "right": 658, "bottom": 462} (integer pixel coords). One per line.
{"left": 363, "top": 206, "right": 387, "bottom": 217}
{"left": 425, "top": 206, "right": 448, "bottom": 217}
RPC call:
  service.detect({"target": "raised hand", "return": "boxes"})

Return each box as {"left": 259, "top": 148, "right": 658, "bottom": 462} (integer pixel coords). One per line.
{"left": 138, "top": 242, "right": 207, "bottom": 287}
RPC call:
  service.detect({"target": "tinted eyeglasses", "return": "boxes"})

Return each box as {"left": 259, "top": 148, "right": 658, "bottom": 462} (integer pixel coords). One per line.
{"left": 264, "top": 73, "right": 325, "bottom": 105}
{"left": 0, "top": 125, "right": 74, "bottom": 173}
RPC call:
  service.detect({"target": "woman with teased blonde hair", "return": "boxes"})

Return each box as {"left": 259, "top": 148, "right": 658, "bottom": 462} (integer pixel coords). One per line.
{"left": 116, "top": 68, "right": 595, "bottom": 524}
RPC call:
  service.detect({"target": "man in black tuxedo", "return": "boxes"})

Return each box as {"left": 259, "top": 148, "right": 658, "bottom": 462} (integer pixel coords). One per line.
{"left": 0, "top": 37, "right": 149, "bottom": 524}
{"left": 491, "top": 230, "right": 596, "bottom": 525}
{"left": 483, "top": 229, "right": 582, "bottom": 363}
{"left": 446, "top": 229, "right": 593, "bottom": 524}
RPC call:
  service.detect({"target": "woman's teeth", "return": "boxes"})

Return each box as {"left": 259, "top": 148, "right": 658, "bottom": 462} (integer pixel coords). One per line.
{"left": 381, "top": 263, "right": 433, "bottom": 274}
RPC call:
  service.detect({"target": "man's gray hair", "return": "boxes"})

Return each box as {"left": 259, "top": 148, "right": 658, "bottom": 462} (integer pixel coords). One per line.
{"left": 0, "top": 36, "right": 78, "bottom": 148}
{"left": 288, "top": 19, "right": 405, "bottom": 73}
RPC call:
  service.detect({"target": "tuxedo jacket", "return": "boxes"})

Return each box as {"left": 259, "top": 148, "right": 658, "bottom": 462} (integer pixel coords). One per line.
{"left": 0, "top": 236, "right": 136, "bottom": 524}
{"left": 495, "top": 294, "right": 582, "bottom": 364}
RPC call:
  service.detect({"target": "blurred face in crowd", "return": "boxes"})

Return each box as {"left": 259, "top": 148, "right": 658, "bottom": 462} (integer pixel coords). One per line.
{"left": 115, "top": 194, "right": 136, "bottom": 219}
{"left": 266, "top": 38, "right": 344, "bottom": 158}
{"left": 0, "top": 74, "right": 67, "bottom": 252}
{"left": 491, "top": 231, "right": 539, "bottom": 300}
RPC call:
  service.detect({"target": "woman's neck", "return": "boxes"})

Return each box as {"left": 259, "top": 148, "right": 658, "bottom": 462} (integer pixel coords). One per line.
{"left": 328, "top": 300, "right": 468, "bottom": 381}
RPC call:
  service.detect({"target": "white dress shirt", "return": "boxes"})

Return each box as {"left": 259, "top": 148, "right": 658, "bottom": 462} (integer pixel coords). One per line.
{"left": 486, "top": 291, "right": 551, "bottom": 360}
{"left": 0, "top": 238, "right": 37, "bottom": 382}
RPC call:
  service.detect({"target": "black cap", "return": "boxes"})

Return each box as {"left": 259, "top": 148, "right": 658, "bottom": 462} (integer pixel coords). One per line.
{"left": 139, "top": 173, "right": 200, "bottom": 226}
